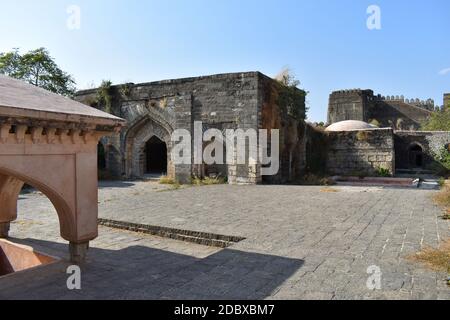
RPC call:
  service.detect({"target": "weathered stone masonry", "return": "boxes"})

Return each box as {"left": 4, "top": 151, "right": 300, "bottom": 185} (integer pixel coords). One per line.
{"left": 445, "top": 93, "right": 450, "bottom": 109}
{"left": 394, "top": 131, "right": 450, "bottom": 171}
{"left": 328, "top": 89, "right": 433, "bottom": 130}
{"left": 75, "top": 72, "right": 307, "bottom": 184}
{"left": 326, "top": 129, "right": 395, "bottom": 176}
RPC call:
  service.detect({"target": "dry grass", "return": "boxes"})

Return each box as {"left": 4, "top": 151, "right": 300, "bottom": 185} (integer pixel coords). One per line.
{"left": 442, "top": 207, "right": 450, "bottom": 220}
{"left": 157, "top": 183, "right": 181, "bottom": 192}
{"left": 158, "top": 176, "right": 181, "bottom": 191}
{"left": 300, "top": 174, "right": 336, "bottom": 186}
{"left": 408, "top": 239, "right": 450, "bottom": 274}
{"left": 192, "top": 176, "right": 227, "bottom": 186}
{"left": 434, "top": 185, "right": 450, "bottom": 208}
{"left": 433, "top": 181, "right": 450, "bottom": 220}
{"left": 159, "top": 176, "right": 177, "bottom": 185}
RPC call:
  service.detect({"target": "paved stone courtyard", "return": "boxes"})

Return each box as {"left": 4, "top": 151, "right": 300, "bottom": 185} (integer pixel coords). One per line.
{"left": 1, "top": 181, "right": 449, "bottom": 300}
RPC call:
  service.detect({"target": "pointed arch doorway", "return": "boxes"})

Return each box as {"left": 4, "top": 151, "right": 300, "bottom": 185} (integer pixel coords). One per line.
{"left": 145, "top": 136, "right": 168, "bottom": 175}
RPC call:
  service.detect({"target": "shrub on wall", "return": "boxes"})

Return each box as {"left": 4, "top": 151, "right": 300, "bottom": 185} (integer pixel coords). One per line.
{"left": 369, "top": 119, "right": 380, "bottom": 127}
{"left": 435, "top": 146, "right": 450, "bottom": 173}
{"left": 119, "top": 83, "right": 133, "bottom": 98}
{"left": 375, "top": 167, "right": 391, "bottom": 177}
{"left": 96, "top": 80, "right": 113, "bottom": 114}
{"left": 274, "top": 69, "right": 308, "bottom": 121}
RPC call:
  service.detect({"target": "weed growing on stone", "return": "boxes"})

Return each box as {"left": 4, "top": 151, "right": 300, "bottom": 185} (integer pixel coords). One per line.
{"left": 409, "top": 239, "right": 450, "bottom": 280}
{"left": 192, "top": 176, "right": 227, "bottom": 186}
{"left": 159, "top": 176, "right": 177, "bottom": 185}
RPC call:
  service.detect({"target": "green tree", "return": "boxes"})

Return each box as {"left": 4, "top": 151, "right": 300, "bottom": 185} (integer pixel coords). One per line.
{"left": 0, "top": 48, "right": 76, "bottom": 96}
{"left": 422, "top": 107, "right": 450, "bottom": 131}
{"left": 0, "top": 49, "right": 22, "bottom": 78}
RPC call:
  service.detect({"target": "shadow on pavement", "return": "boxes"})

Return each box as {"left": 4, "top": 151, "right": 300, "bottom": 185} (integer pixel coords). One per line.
{"left": 0, "top": 238, "right": 304, "bottom": 300}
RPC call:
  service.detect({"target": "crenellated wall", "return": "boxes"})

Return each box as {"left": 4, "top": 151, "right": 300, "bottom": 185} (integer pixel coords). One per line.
{"left": 445, "top": 93, "right": 450, "bottom": 109}
{"left": 328, "top": 89, "right": 433, "bottom": 130}
{"left": 327, "top": 89, "right": 373, "bottom": 124}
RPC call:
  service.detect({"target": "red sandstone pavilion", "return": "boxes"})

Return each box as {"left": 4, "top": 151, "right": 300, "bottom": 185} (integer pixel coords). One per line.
{"left": 0, "top": 75, "right": 125, "bottom": 263}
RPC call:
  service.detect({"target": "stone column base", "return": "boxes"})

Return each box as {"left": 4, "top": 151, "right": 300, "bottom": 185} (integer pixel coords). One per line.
{"left": 0, "top": 222, "right": 10, "bottom": 238}
{"left": 69, "top": 242, "right": 89, "bottom": 264}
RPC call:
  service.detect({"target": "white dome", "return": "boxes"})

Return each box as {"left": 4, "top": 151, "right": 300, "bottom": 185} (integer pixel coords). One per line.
{"left": 325, "top": 120, "right": 377, "bottom": 132}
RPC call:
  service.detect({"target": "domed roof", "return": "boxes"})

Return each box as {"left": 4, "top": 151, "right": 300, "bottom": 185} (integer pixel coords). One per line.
{"left": 325, "top": 120, "right": 377, "bottom": 132}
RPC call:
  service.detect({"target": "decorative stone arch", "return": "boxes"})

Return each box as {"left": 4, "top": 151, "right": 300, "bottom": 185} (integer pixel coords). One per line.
{"left": 0, "top": 167, "right": 76, "bottom": 241}
{"left": 0, "top": 74, "right": 125, "bottom": 263}
{"left": 124, "top": 114, "right": 174, "bottom": 178}
{"left": 0, "top": 130, "right": 109, "bottom": 263}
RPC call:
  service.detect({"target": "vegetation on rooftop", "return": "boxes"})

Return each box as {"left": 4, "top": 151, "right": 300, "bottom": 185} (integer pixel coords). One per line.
{"left": 95, "top": 80, "right": 114, "bottom": 114}
{"left": 275, "top": 68, "right": 308, "bottom": 121}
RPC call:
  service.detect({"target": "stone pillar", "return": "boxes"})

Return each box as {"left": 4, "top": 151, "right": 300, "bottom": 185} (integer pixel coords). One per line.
{"left": 0, "top": 174, "right": 24, "bottom": 237}
{"left": 69, "top": 242, "right": 89, "bottom": 264}
{"left": 0, "top": 222, "right": 10, "bottom": 238}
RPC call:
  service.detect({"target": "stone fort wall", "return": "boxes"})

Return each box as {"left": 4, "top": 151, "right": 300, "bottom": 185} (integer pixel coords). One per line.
{"left": 326, "top": 128, "right": 395, "bottom": 176}
{"left": 394, "top": 131, "right": 450, "bottom": 171}
{"left": 328, "top": 89, "right": 433, "bottom": 130}
{"left": 327, "top": 90, "right": 373, "bottom": 124}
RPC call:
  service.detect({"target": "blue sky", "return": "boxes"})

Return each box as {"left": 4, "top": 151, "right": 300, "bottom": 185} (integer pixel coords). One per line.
{"left": 1, "top": 0, "right": 449, "bottom": 121}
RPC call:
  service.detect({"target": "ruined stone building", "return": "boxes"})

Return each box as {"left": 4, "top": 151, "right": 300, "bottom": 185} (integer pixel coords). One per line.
{"left": 75, "top": 72, "right": 308, "bottom": 184}
{"left": 75, "top": 72, "right": 450, "bottom": 183}
{"left": 325, "top": 90, "right": 450, "bottom": 176}
{"left": 327, "top": 89, "right": 437, "bottom": 130}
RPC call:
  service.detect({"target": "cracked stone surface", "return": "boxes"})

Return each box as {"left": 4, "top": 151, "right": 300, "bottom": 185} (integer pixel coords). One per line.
{"left": 1, "top": 181, "right": 449, "bottom": 300}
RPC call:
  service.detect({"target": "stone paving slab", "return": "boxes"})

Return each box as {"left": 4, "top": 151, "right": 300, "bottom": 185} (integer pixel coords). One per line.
{"left": 1, "top": 181, "right": 449, "bottom": 300}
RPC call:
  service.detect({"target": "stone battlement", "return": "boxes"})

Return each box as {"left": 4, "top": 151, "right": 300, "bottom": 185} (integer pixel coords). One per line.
{"left": 328, "top": 88, "right": 437, "bottom": 130}
{"left": 330, "top": 89, "right": 373, "bottom": 97}
{"left": 445, "top": 93, "right": 450, "bottom": 108}
{"left": 330, "top": 89, "right": 437, "bottom": 113}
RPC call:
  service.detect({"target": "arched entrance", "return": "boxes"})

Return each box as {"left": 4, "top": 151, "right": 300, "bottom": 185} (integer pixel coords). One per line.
{"left": 145, "top": 136, "right": 167, "bottom": 175}
{"left": 409, "top": 144, "right": 424, "bottom": 168}
{"left": 125, "top": 115, "right": 175, "bottom": 179}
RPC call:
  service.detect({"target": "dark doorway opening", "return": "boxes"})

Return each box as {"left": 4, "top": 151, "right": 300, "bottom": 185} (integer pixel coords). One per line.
{"left": 145, "top": 136, "right": 167, "bottom": 174}
{"left": 98, "top": 143, "right": 106, "bottom": 170}
{"left": 409, "top": 144, "right": 423, "bottom": 168}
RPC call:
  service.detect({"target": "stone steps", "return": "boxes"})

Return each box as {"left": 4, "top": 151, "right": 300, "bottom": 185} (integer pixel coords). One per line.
{"left": 98, "top": 218, "right": 245, "bottom": 248}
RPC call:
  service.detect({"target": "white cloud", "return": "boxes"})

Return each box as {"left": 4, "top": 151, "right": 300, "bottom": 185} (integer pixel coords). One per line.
{"left": 439, "top": 68, "right": 450, "bottom": 75}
